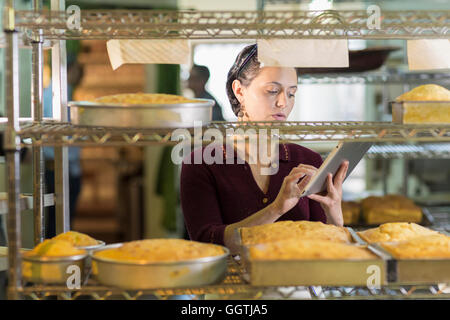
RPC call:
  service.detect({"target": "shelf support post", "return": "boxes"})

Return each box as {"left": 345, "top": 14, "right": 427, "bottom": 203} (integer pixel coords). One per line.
{"left": 4, "top": 0, "right": 23, "bottom": 300}
{"left": 31, "top": 0, "right": 45, "bottom": 244}
{"left": 51, "top": 0, "right": 70, "bottom": 234}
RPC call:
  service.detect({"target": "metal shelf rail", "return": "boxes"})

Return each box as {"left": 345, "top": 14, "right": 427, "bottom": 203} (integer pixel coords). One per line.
{"left": 366, "top": 143, "right": 450, "bottom": 159}
{"left": 17, "top": 257, "right": 450, "bottom": 300}
{"left": 15, "top": 9, "right": 450, "bottom": 40}
{"left": 298, "top": 70, "right": 450, "bottom": 85}
{"left": 15, "top": 121, "right": 450, "bottom": 146}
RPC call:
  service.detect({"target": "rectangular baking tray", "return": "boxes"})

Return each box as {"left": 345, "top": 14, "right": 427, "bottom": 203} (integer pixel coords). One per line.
{"left": 237, "top": 227, "right": 390, "bottom": 286}
{"left": 369, "top": 243, "right": 450, "bottom": 285}
{"left": 68, "top": 98, "right": 214, "bottom": 128}
{"left": 391, "top": 101, "right": 450, "bottom": 124}
{"left": 242, "top": 245, "right": 388, "bottom": 287}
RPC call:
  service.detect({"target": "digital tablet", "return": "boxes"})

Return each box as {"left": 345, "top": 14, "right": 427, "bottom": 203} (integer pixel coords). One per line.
{"left": 299, "top": 141, "right": 373, "bottom": 197}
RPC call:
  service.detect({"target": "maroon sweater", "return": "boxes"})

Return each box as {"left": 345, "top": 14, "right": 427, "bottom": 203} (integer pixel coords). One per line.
{"left": 180, "top": 143, "right": 326, "bottom": 245}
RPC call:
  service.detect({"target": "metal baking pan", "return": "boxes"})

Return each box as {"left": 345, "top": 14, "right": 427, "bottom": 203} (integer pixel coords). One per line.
{"left": 369, "top": 243, "right": 450, "bottom": 285}
{"left": 390, "top": 101, "right": 450, "bottom": 124}
{"left": 68, "top": 98, "right": 215, "bottom": 128}
{"left": 242, "top": 244, "right": 388, "bottom": 287}
{"left": 77, "top": 240, "right": 105, "bottom": 269}
{"left": 237, "top": 226, "right": 389, "bottom": 286}
{"left": 21, "top": 253, "right": 87, "bottom": 285}
{"left": 91, "top": 243, "right": 229, "bottom": 290}
{"left": 78, "top": 240, "right": 105, "bottom": 252}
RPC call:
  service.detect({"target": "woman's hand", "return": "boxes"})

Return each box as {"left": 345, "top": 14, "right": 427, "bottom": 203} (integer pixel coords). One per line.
{"left": 270, "top": 164, "right": 318, "bottom": 216}
{"left": 307, "top": 161, "right": 349, "bottom": 227}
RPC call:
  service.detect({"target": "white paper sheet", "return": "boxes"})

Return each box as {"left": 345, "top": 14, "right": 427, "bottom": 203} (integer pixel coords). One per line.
{"left": 106, "top": 39, "right": 190, "bottom": 70}
{"left": 257, "top": 39, "right": 349, "bottom": 68}
{"left": 407, "top": 39, "right": 450, "bottom": 71}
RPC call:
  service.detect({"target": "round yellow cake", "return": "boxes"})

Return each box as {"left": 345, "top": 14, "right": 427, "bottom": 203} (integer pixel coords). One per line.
{"left": 94, "top": 239, "right": 225, "bottom": 263}
{"left": 94, "top": 93, "right": 200, "bottom": 105}
{"left": 52, "top": 231, "right": 99, "bottom": 247}
{"left": 24, "top": 239, "right": 86, "bottom": 258}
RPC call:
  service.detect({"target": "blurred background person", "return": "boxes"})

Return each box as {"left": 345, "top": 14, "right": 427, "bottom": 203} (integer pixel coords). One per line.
{"left": 188, "top": 64, "right": 225, "bottom": 121}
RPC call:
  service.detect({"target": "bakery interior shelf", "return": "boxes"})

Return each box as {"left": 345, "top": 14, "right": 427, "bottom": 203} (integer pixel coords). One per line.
{"left": 16, "top": 121, "right": 450, "bottom": 147}
{"left": 298, "top": 70, "right": 450, "bottom": 85}
{"left": 16, "top": 258, "right": 450, "bottom": 300}
{"left": 366, "top": 143, "right": 450, "bottom": 159}
{"left": 15, "top": 9, "right": 450, "bottom": 40}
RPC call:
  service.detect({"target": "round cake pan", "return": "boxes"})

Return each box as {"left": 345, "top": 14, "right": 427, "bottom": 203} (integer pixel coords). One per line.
{"left": 22, "top": 253, "right": 87, "bottom": 285}
{"left": 78, "top": 240, "right": 105, "bottom": 269}
{"left": 69, "top": 99, "right": 215, "bottom": 128}
{"left": 91, "top": 243, "right": 229, "bottom": 290}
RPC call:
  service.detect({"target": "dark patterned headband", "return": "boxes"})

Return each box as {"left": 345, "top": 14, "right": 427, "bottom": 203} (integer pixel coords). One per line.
{"left": 236, "top": 44, "right": 257, "bottom": 79}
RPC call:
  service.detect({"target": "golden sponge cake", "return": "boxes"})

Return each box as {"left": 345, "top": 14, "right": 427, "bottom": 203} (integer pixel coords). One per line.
{"left": 394, "top": 84, "right": 450, "bottom": 124}
{"left": 395, "top": 84, "right": 450, "bottom": 102}
{"left": 361, "top": 194, "right": 422, "bottom": 224}
{"left": 94, "top": 239, "right": 225, "bottom": 263}
{"left": 52, "top": 231, "right": 99, "bottom": 247}
{"left": 24, "top": 239, "right": 85, "bottom": 258}
{"left": 357, "top": 222, "right": 439, "bottom": 243}
{"left": 342, "top": 201, "right": 361, "bottom": 225}
{"left": 381, "top": 234, "right": 450, "bottom": 259}
{"left": 249, "top": 239, "right": 376, "bottom": 260}
{"left": 94, "top": 93, "right": 199, "bottom": 105}
{"left": 240, "top": 220, "right": 352, "bottom": 246}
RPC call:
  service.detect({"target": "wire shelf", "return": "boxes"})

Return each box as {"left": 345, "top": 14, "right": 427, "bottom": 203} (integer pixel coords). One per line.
{"left": 15, "top": 10, "right": 450, "bottom": 40}
{"left": 298, "top": 70, "right": 450, "bottom": 85}
{"left": 16, "top": 121, "right": 450, "bottom": 147}
{"left": 366, "top": 143, "right": 450, "bottom": 159}
{"left": 18, "top": 257, "right": 450, "bottom": 300}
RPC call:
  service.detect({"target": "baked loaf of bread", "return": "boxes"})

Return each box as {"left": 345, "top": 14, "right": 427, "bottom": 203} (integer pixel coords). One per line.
{"left": 361, "top": 194, "right": 422, "bottom": 224}
{"left": 342, "top": 201, "right": 361, "bottom": 225}
{"left": 94, "top": 239, "right": 225, "bottom": 263}
{"left": 24, "top": 239, "right": 86, "bottom": 258}
{"left": 357, "top": 222, "right": 439, "bottom": 243}
{"left": 393, "top": 84, "right": 450, "bottom": 124}
{"left": 52, "top": 231, "right": 99, "bottom": 247}
{"left": 240, "top": 220, "right": 352, "bottom": 246}
{"left": 249, "top": 239, "right": 376, "bottom": 260}
{"left": 381, "top": 234, "right": 450, "bottom": 259}
{"left": 94, "top": 93, "right": 199, "bottom": 105}
{"left": 395, "top": 84, "right": 450, "bottom": 102}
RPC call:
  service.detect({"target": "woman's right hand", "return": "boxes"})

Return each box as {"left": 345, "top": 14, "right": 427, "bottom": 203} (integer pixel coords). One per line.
{"left": 270, "top": 164, "right": 318, "bottom": 216}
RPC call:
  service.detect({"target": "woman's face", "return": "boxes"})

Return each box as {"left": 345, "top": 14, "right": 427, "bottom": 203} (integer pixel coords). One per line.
{"left": 233, "top": 67, "right": 298, "bottom": 121}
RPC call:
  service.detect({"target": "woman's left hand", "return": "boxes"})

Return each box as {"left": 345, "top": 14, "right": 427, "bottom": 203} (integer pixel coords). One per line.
{"left": 307, "top": 161, "right": 349, "bottom": 227}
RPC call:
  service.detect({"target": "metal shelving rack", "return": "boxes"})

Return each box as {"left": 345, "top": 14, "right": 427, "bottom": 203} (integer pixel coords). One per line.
{"left": 3, "top": 2, "right": 450, "bottom": 300}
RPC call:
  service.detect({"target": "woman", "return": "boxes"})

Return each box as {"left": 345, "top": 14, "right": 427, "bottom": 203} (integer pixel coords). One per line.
{"left": 180, "top": 44, "right": 349, "bottom": 253}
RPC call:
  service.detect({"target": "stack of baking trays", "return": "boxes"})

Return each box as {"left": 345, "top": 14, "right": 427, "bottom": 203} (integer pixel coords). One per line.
{"left": 21, "top": 233, "right": 230, "bottom": 290}
{"left": 68, "top": 93, "right": 215, "bottom": 128}
{"left": 236, "top": 220, "right": 450, "bottom": 286}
